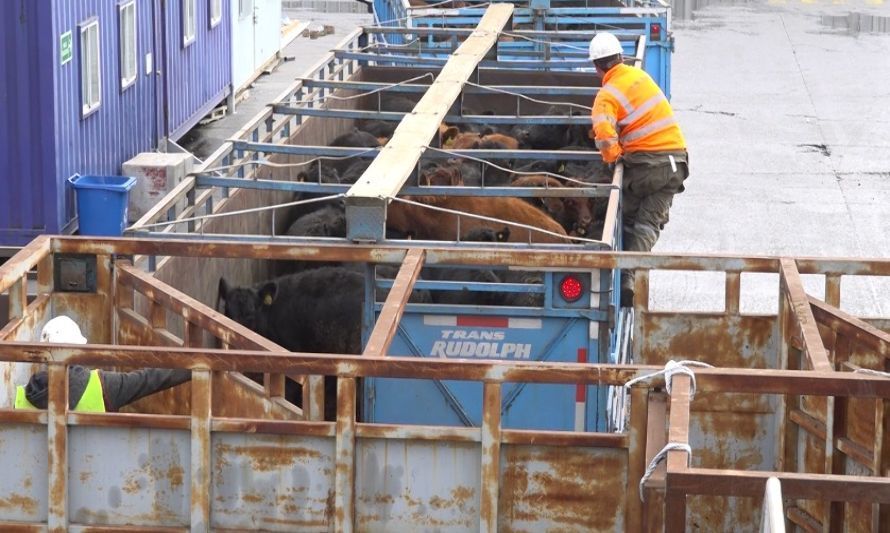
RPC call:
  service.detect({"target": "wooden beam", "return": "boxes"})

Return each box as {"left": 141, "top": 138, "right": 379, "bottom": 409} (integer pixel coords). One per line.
{"left": 669, "top": 468, "right": 890, "bottom": 504}
{"left": 809, "top": 295, "right": 890, "bottom": 357}
{"left": 344, "top": 4, "right": 514, "bottom": 241}
{"left": 664, "top": 375, "right": 692, "bottom": 533}
{"left": 362, "top": 249, "right": 425, "bottom": 357}
{"left": 779, "top": 258, "right": 832, "bottom": 371}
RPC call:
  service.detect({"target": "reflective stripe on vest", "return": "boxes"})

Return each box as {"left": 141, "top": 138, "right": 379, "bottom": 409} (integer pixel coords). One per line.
{"left": 593, "top": 64, "right": 685, "bottom": 155}
{"left": 14, "top": 370, "right": 106, "bottom": 412}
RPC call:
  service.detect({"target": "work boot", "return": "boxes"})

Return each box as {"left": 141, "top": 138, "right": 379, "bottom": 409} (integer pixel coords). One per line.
{"left": 619, "top": 272, "right": 635, "bottom": 308}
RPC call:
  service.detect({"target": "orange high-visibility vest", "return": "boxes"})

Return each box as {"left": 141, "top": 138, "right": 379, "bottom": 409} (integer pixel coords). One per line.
{"left": 590, "top": 64, "right": 686, "bottom": 163}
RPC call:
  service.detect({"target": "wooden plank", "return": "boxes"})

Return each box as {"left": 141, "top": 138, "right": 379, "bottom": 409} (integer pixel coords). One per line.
{"left": 664, "top": 375, "right": 691, "bottom": 533}
{"left": 809, "top": 296, "right": 890, "bottom": 357}
{"left": 670, "top": 468, "right": 890, "bottom": 503}
{"left": 626, "top": 387, "right": 649, "bottom": 533}
{"left": 779, "top": 258, "right": 832, "bottom": 371}
{"left": 344, "top": 4, "right": 514, "bottom": 240}
{"left": 362, "top": 249, "right": 425, "bottom": 357}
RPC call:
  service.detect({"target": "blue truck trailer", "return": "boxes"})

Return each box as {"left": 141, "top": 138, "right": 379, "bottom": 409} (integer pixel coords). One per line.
{"left": 127, "top": 3, "right": 663, "bottom": 432}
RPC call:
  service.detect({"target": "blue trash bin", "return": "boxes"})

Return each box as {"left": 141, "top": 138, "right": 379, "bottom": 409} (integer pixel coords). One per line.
{"left": 68, "top": 175, "right": 137, "bottom": 236}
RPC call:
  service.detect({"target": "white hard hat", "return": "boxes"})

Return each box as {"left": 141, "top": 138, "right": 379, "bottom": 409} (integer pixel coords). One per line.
{"left": 40, "top": 316, "right": 88, "bottom": 344}
{"left": 589, "top": 32, "right": 623, "bottom": 62}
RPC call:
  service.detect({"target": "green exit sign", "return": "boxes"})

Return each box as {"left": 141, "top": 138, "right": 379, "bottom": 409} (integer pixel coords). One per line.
{"left": 60, "top": 31, "right": 72, "bottom": 66}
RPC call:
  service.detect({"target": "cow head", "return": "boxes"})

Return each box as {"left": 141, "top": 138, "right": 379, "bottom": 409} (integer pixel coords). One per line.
{"left": 218, "top": 278, "right": 278, "bottom": 333}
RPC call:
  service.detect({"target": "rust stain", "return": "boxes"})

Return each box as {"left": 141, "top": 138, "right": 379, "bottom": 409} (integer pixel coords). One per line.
{"left": 166, "top": 464, "right": 184, "bottom": 489}
{"left": 694, "top": 413, "right": 766, "bottom": 469}
{"left": 122, "top": 476, "right": 142, "bottom": 494}
{"left": 22, "top": 477, "right": 32, "bottom": 490}
{"left": 0, "top": 493, "right": 38, "bottom": 515}
{"left": 79, "top": 472, "right": 91, "bottom": 483}
{"left": 215, "top": 443, "right": 321, "bottom": 472}
{"left": 242, "top": 492, "right": 264, "bottom": 504}
{"left": 499, "top": 446, "right": 625, "bottom": 530}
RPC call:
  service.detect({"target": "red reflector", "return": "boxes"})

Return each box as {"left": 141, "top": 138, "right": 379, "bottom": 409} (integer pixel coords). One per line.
{"left": 559, "top": 275, "right": 583, "bottom": 302}
{"left": 651, "top": 23, "right": 662, "bottom": 41}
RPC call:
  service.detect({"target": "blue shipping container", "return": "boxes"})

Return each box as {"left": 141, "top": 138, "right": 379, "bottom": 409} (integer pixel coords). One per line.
{"left": 0, "top": 0, "right": 232, "bottom": 248}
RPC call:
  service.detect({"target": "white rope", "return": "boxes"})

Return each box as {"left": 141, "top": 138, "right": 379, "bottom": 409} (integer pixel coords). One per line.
{"left": 130, "top": 194, "right": 345, "bottom": 231}
{"left": 498, "top": 30, "right": 591, "bottom": 54}
{"left": 389, "top": 195, "right": 603, "bottom": 244}
{"left": 463, "top": 79, "right": 594, "bottom": 112}
{"left": 639, "top": 442, "right": 691, "bottom": 501}
{"left": 424, "top": 146, "right": 605, "bottom": 188}
{"left": 854, "top": 368, "right": 890, "bottom": 378}
{"left": 624, "top": 360, "right": 714, "bottom": 400}
{"left": 291, "top": 73, "right": 434, "bottom": 106}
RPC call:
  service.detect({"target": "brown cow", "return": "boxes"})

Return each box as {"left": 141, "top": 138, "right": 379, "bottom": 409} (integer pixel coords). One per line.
{"left": 511, "top": 175, "right": 596, "bottom": 237}
{"left": 387, "top": 196, "right": 569, "bottom": 243}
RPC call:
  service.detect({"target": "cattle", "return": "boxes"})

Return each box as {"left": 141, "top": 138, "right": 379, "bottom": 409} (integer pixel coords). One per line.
{"left": 339, "top": 158, "right": 373, "bottom": 185}
{"left": 426, "top": 227, "right": 511, "bottom": 306}
{"left": 218, "top": 267, "right": 364, "bottom": 420}
{"left": 512, "top": 106, "right": 595, "bottom": 150}
{"left": 420, "top": 160, "right": 464, "bottom": 186}
{"left": 329, "top": 129, "right": 380, "bottom": 174}
{"left": 511, "top": 175, "right": 595, "bottom": 238}
{"left": 387, "top": 195, "right": 569, "bottom": 243}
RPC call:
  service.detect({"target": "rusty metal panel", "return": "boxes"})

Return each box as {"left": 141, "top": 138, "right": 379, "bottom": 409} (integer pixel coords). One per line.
{"left": 0, "top": 423, "right": 48, "bottom": 522}
{"left": 68, "top": 427, "right": 189, "bottom": 527}
{"left": 354, "top": 438, "right": 481, "bottom": 531}
{"left": 637, "top": 313, "right": 777, "bottom": 368}
{"left": 211, "top": 433, "right": 335, "bottom": 531}
{"left": 499, "top": 445, "right": 627, "bottom": 532}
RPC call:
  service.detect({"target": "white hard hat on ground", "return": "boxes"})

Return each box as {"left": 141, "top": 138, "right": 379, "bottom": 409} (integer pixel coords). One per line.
{"left": 589, "top": 32, "right": 623, "bottom": 61}
{"left": 40, "top": 316, "right": 88, "bottom": 344}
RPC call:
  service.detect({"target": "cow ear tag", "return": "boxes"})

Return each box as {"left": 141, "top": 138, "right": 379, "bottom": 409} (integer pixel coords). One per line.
{"left": 263, "top": 294, "right": 274, "bottom": 306}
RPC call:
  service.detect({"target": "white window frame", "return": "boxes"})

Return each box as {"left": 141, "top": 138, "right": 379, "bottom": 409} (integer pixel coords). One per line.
{"left": 80, "top": 19, "right": 101, "bottom": 117}
{"left": 209, "top": 0, "right": 222, "bottom": 28}
{"left": 183, "top": 0, "right": 197, "bottom": 47}
{"left": 119, "top": 1, "right": 137, "bottom": 90}
{"left": 238, "top": 0, "right": 254, "bottom": 20}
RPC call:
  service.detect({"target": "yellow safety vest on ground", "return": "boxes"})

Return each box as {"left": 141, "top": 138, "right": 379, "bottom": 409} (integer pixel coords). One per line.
{"left": 590, "top": 63, "right": 686, "bottom": 163}
{"left": 15, "top": 369, "right": 106, "bottom": 412}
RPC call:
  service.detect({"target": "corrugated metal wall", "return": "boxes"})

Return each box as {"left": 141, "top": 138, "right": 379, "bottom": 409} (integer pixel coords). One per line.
{"left": 51, "top": 0, "right": 161, "bottom": 229}
{"left": 163, "top": 0, "right": 232, "bottom": 140}
{"left": 0, "top": 1, "right": 57, "bottom": 245}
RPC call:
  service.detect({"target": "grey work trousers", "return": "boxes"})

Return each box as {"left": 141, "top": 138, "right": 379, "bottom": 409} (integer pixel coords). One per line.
{"left": 621, "top": 152, "right": 689, "bottom": 291}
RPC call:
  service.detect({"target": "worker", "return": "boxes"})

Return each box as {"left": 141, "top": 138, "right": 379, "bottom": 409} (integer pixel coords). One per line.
{"left": 15, "top": 316, "right": 191, "bottom": 412}
{"left": 588, "top": 32, "right": 689, "bottom": 306}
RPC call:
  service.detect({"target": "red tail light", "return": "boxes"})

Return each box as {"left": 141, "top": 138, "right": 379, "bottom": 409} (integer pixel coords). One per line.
{"left": 650, "top": 23, "right": 662, "bottom": 41}
{"left": 559, "top": 275, "right": 583, "bottom": 302}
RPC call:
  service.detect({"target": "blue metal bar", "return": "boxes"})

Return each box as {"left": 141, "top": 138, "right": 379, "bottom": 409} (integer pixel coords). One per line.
{"left": 375, "top": 279, "right": 546, "bottom": 294}
{"left": 333, "top": 50, "right": 591, "bottom": 69}
{"left": 297, "top": 78, "right": 599, "bottom": 96}
{"left": 230, "top": 140, "right": 603, "bottom": 161}
{"left": 362, "top": 25, "right": 645, "bottom": 40}
{"left": 375, "top": 302, "right": 608, "bottom": 321}
{"left": 270, "top": 105, "right": 592, "bottom": 125}
{"left": 195, "top": 176, "right": 615, "bottom": 197}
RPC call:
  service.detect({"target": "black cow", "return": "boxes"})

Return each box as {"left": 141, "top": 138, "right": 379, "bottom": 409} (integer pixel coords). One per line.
{"left": 425, "top": 226, "right": 511, "bottom": 306}
{"left": 218, "top": 267, "right": 364, "bottom": 421}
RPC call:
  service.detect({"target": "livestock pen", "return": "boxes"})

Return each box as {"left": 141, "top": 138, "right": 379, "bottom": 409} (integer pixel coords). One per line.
{"left": 1, "top": 236, "right": 890, "bottom": 531}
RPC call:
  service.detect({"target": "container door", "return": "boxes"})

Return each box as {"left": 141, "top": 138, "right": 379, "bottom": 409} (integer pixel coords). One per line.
{"left": 364, "top": 313, "right": 600, "bottom": 431}
{"left": 232, "top": 0, "right": 257, "bottom": 91}
{"left": 253, "top": 0, "right": 281, "bottom": 76}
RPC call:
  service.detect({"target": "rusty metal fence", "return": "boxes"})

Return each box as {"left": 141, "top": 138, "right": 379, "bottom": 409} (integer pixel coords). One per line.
{"left": 1, "top": 236, "right": 890, "bottom": 531}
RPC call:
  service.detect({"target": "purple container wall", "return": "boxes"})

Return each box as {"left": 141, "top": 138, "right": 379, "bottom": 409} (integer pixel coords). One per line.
{"left": 0, "top": 0, "right": 232, "bottom": 248}
{"left": 52, "top": 0, "right": 162, "bottom": 233}
{"left": 0, "top": 1, "right": 57, "bottom": 245}
{"left": 163, "top": 0, "right": 232, "bottom": 140}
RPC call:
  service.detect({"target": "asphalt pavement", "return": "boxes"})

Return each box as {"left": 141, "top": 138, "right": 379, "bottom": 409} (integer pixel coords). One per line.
{"left": 652, "top": 0, "right": 890, "bottom": 315}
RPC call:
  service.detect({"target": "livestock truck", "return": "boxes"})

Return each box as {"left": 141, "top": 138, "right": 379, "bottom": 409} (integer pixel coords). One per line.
{"left": 2, "top": 3, "right": 890, "bottom": 532}
{"left": 131, "top": 3, "right": 639, "bottom": 434}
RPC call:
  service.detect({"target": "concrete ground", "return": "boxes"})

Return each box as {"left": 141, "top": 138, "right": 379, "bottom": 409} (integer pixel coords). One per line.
{"left": 651, "top": 0, "right": 890, "bottom": 315}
